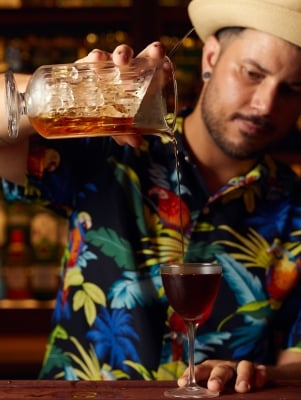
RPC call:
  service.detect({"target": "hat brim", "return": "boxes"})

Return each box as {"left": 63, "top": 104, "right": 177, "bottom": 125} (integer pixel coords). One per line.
{"left": 188, "top": 0, "right": 301, "bottom": 47}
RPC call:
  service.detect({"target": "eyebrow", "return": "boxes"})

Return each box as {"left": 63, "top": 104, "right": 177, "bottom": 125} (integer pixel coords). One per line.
{"left": 244, "top": 58, "right": 301, "bottom": 87}
{"left": 243, "top": 58, "right": 270, "bottom": 74}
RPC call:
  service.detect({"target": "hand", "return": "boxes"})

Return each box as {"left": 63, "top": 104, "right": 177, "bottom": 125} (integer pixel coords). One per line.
{"left": 76, "top": 42, "right": 166, "bottom": 148}
{"left": 178, "top": 359, "right": 268, "bottom": 394}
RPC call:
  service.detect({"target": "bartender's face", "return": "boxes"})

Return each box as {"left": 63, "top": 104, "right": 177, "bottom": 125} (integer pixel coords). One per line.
{"left": 201, "top": 29, "right": 301, "bottom": 159}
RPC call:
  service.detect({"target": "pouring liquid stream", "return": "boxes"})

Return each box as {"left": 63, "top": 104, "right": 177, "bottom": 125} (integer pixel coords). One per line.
{"left": 172, "top": 136, "right": 185, "bottom": 263}
{"left": 164, "top": 28, "right": 196, "bottom": 263}
{"left": 161, "top": 130, "right": 186, "bottom": 263}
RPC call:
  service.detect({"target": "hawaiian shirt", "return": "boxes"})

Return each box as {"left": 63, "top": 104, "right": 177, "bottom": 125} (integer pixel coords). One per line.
{"left": 3, "top": 115, "right": 301, "bottom": 381}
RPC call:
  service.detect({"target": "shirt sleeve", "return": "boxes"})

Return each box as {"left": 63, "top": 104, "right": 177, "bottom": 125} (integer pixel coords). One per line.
{"left": 277, "top": 176, "right": 301, "bottom": 352}
{"left": 2, "top": 135, "right": 76, "bottom": 216}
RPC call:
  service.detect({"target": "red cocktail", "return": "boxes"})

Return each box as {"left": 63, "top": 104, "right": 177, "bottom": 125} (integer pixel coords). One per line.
{"left": 161, "top": 262, "right": 222, "bottom": 398}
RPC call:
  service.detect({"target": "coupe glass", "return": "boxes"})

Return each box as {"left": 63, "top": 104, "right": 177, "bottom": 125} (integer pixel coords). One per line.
{"left": 5, "top": 56, "right": 177, "bottom": 139}
{"left": 161, "top": 262, "right": 222, "bottom": 398}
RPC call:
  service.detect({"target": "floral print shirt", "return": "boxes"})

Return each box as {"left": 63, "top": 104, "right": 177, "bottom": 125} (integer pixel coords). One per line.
{"left": 3, "top": 115, "right": 301, "bottom": 381}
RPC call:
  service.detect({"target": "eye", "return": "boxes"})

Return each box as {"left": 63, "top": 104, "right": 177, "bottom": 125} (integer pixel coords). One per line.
{"left": 242, "top": 67, "right": 262, "bottom": 82}
{"left": 279, "top": 83, "right": 301, "bottom": 97}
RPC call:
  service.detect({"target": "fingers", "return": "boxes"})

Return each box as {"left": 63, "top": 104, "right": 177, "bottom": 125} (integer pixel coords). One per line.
{"left": 112, "top": 44, "right": 134, "bottom": 65}
{"left": 113, "top": 134, "right": 142, "bottom": 148}
{"left": 178, "top": 363, "right": 211, "bottom": 388}
{"left": 254, "top": 364, "right": 268, "bottom": 389}
{"left": 77, "top": 42, "right": 166, "bottom": 67}
{"left": 112, "top": 42, "right": 166, "bottom": 64}
{"left": 234, "top": 361, "right": 267, "bottom": 392}
{"left": 178, "top": 360, "right": 267, "bottom": 394}
{"left": 75, "top": 45, "right": 133, "bottom": 65}
{"left": 76, "top": 49, "right": 113, "bottom": 63}
{"left": 207, "top": 361, "right": 239, "bottom": 393}
{"left": 233, "top": 360, "right": 254, "bottom": 393}
{"left": 137, "top": 41, "right": 166, "bottom": 60}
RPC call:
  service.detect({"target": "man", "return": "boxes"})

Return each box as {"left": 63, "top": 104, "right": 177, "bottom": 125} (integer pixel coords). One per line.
{"left": 1, "top": 0, "right": 301, "bottom": 394}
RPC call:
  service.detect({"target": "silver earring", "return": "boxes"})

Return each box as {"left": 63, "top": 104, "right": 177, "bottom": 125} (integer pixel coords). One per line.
{"left": 202, "top": 71, "right": 211, "bottom": 80}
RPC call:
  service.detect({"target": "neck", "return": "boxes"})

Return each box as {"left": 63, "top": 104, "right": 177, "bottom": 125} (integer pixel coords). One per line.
{"left": 184, "top": 104, "right": 257, "bottom": 194}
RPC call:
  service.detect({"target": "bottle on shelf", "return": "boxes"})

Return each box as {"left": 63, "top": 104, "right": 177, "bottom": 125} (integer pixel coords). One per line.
{"left": 3, "top": 202, "right": 32, "bottom": 300}
{"left": 29, "top": 207, "right": 63, "bottom": 300}
{"left": 0, "top": 196, "right": 7, "bottom": 299}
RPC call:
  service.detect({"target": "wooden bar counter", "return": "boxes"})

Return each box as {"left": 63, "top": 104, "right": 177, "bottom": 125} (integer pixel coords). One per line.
{"left": 0, "top": 380, "right": 300, "bottom": 399}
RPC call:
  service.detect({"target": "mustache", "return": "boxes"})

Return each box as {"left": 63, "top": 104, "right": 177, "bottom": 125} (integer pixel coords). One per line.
{"left": 231, "top": 113, "right": 274, "bottom": 131}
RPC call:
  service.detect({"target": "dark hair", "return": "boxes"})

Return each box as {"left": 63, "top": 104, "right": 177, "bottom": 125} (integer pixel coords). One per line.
{"left": 216, "top": 27, "right": 301, "bottom": 53}
{"left": 216, "top": 27, "right": 245, "bottom": 41}
{"left": 213, "top": 27, "right": 246, "bottom": 55}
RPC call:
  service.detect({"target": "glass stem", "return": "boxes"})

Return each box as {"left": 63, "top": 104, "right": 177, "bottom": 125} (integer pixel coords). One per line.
{"left": 186, "top": 321, "right": 197, "bottom": 387}
{"left": 19, "top": 92, "right": 27, "bottom": 115}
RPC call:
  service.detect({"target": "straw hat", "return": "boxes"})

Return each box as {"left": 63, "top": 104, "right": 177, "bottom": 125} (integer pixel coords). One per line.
{"left": 188, "top": 0, "right": 301, "bottom": 47}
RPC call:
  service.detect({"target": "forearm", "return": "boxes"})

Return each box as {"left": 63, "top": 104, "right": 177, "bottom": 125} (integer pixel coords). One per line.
{"left": 266, "top": 362, "right": 301, "bottom": 381}
{"left": 267, "top": 350, "right": 301, "bottom": 381}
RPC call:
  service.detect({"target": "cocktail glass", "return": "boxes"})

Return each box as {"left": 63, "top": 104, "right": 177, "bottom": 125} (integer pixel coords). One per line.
{"left": 160, "top": 262, "right": 222, "bottom": 398}
{"left": 5, "top": 56, "right": 177, "bottom": 139}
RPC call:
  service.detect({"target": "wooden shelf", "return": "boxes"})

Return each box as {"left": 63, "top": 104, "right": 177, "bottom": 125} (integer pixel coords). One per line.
{"left": 0, "top": 7, "right": 132, "bottom": 34}
{"left": 0, "top": 5, "right": 191, "bottom": 51}
{"left": 0, "top": 300, "right": 53, "bottom": 378}
{"left": 0, "top": 298, "right": 55, "bottom": 309}
{"left": 0, "top": 300, "right": 54, "bottom": 331}
{"left": 0, "top": 334, "right": 48, "bottom": 365}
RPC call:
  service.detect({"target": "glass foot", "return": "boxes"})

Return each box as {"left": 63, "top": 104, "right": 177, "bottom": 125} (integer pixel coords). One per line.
{"left": 5, "top": 70, "right": 21, "bottom": 139}
{"left": 164, "top": 384, "right": 219, "bottom": 399}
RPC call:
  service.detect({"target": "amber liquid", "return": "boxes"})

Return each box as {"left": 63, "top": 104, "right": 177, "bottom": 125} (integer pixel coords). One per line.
{"left": 29, "top": 115, "right": 171, "bottom": 139}
{"left": 161, "top": 272, "right": 221, "bottom": 323}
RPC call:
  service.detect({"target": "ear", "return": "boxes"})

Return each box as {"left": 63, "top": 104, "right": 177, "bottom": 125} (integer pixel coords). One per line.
{"left": 201, "top": 35, "right": 222, "bottom": 73}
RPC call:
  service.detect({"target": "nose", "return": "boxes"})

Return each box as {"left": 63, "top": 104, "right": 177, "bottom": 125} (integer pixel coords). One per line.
{"left": 250, "top": 81, "right": 277, "bottom": 115}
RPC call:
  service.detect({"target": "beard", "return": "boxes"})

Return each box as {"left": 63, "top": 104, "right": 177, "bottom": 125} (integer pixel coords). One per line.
{"left": 201, "top": 80, "right": 275, "bottom": 160}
